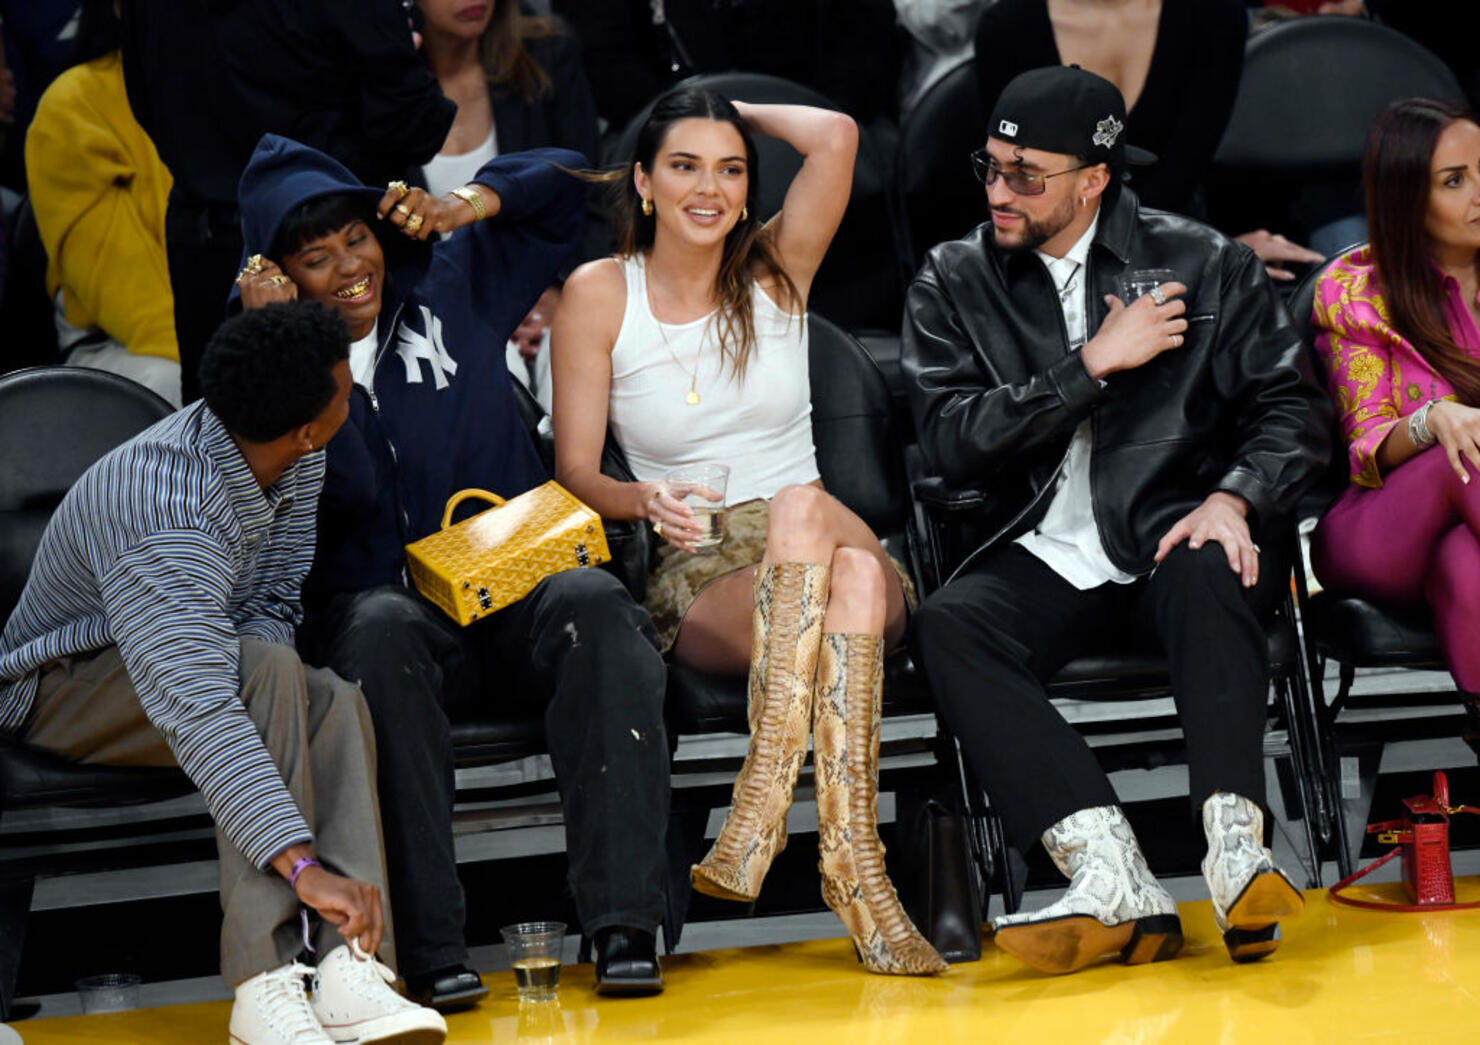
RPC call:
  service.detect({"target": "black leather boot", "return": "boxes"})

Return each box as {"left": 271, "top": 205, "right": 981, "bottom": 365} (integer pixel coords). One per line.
{"left": 593, "top": 927, "right": 663, "bottom": 997}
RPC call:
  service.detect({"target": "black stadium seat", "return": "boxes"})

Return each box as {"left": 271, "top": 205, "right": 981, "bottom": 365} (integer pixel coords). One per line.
{"left": 895, "top": 59, "right": 986, "bottom": 272}
{"left": 0, "top": 198, "right": 62, "bottom": 374}
{"left": 0, "top": 367, "right": 180, "bottom": 1020}
{"left": 1214, "top": 17, "right": 1466, "bottom": 179}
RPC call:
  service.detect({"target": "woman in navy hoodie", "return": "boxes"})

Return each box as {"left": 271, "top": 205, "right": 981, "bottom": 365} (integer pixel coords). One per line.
{"left": 236, "top": 134, "right": 672, "bottom": 1004}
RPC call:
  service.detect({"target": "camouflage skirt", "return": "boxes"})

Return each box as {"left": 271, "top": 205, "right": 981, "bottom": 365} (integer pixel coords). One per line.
{"left": 644, "top": 497, "right": 917, "bottom": 653}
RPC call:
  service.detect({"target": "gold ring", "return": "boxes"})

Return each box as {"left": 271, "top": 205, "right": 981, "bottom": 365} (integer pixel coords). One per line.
{"left": 394, "top": 202, "right": 412, "bottom": 217}
{"left": 245, "top": 253, "right": 266, "bottom": 274}
{"left": 653, "top": 521, "right": 664, "bottom": 537}
{"left": 387, "top": 180, "right": 410, "bottom": 198}
{"left": 268, "top": 274, "right": 290, "bottom": 287}
{"left": 404, "top": 213, "right": 424, "bottom": 233}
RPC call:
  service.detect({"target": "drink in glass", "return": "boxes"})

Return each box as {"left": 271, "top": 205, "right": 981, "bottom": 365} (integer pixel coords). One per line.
{"left": 1117, "top": 268, "right": 1179, "bottom": 304}
{"left": 664, "top": 463, "right": 730, "bottom": 550}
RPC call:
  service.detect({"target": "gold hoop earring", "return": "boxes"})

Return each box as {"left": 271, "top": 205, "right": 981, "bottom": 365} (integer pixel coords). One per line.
{"left": 742, "top": 205, "right": 749, "bottom": 222}
{"left": 641, "top": 197, "right": 653, "bottom": 217}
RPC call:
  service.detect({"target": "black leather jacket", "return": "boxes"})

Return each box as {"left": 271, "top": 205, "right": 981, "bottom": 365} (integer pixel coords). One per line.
{"left": 903, "top": 185, "right": 1332, "bottom": 576}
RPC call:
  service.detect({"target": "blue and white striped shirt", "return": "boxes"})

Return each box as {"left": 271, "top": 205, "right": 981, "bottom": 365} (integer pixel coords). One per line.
{"left": 0, "top": 402, "right": 324, "bottom": 869}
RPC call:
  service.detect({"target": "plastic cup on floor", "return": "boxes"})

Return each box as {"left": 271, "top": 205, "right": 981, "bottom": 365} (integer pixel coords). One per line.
{"left": 76, "top": 973, "right": 142, "bottom": 1013}
{"left": 500, "top": 921, "right": 565, "bottom": 1001}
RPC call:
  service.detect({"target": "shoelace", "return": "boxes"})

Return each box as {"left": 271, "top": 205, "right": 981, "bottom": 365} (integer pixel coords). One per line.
{"left": 259, "top": 963, "right": 324, "bottom": 1042}
{"left": 331, "top": 938, "right": 414, "bottom": 1010}
{"left": 347, "top": 938, "right": 398, "bottom": 985}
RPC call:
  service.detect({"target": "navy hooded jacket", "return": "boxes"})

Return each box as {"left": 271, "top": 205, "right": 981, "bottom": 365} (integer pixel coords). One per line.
{"left": 235, "top": 134, "right": 585, "bottom": 606}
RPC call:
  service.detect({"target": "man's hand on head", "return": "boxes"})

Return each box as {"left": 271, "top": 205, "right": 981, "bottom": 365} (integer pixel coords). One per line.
{"left": 1154, "top": 491, "right": 1258, "bottom": 588}
{"left": 1080, "top": 282, "right": 1188, "bottom": 380}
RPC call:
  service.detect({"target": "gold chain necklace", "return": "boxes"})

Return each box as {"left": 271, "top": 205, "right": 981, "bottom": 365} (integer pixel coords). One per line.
{"left": 645, "top": 264, "right": 706, "bottom": 406}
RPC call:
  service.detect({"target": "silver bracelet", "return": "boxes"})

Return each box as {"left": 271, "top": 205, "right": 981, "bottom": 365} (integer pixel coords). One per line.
{"left": 1408, "top": 398, "right": 1440, "bottom": 449}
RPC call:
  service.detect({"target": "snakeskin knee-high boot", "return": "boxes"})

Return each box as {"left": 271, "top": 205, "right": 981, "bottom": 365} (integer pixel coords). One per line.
{"left": 692, "top": 562, "right": 830, "bottom": 901}
{"left": 813, "top": 633, "right": 947, "bottom": 975}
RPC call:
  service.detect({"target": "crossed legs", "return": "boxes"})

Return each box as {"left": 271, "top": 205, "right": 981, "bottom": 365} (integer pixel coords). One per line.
{"left": 678, "top": 485, "right": 943, "bottom": 973}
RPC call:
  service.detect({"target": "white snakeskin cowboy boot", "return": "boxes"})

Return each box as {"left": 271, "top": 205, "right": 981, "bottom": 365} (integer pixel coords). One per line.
{"left": 992, "top": 805, "right": 1182, "bottom": 974}
{"left": 1200, "top": 791, "right": 1305, "bottom": 962}
{"left": 692, "top": 562, "right": 830, "bottom": 901}
{"left": 813, "top": 633, "right": 947, "bottom": 975}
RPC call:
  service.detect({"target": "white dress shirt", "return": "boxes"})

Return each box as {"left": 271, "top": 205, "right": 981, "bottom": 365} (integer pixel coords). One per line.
{"left": 1014, "top": 212, "right": 1140, "bottom": 589}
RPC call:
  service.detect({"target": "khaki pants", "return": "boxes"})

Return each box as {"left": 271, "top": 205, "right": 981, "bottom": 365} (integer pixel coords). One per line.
{"left": 24, "top": 639, "right": 394, "bottom": 986}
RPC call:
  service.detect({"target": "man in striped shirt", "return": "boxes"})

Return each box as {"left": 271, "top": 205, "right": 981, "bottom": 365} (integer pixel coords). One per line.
{"left": 0, "top": 303, "right": 446, "bottom": 1045}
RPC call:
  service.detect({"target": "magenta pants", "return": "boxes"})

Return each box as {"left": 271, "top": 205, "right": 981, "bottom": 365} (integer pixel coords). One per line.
{"left": 1312, "top": 447, "right": 1480, "bottom": 692}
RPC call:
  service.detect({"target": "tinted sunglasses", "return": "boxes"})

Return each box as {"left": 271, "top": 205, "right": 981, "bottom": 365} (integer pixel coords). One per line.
{"left": 970, "top": 149, "right": 1090, "bottom": 196}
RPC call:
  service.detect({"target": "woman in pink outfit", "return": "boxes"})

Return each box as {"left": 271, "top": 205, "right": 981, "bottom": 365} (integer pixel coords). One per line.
{"left": 1311, "top": 98, "right": 1480, "bottom": 757}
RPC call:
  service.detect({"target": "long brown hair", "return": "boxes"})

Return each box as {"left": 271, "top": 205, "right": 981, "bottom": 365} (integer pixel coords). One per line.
{"left": 480, "top": 3, "right": 557, "bottom": 102}
{"left": 1364, "top": 98, "right": 1480, "bottom": 406}
{"left": 613, "top": 87, "right": 800, "bottom": 380}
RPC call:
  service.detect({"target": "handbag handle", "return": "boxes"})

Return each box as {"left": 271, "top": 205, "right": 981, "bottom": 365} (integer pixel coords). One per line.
{"left": 441, "top": 488, "right": 506, "bottom": 530}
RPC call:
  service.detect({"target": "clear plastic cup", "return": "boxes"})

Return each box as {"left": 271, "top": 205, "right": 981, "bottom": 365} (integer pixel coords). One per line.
{"left": 500, "top": 921, "right": 565, "bottom": 1001}
{"left": 76, "top": 973, "right": 142, "bottom": 1014}
{"left": 663, "top": 463, "right": 730, "bottom": 550}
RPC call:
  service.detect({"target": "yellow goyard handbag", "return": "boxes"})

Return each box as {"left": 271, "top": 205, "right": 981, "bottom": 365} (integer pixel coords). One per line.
{"left": 406, "top": 483, "right": 611, "bottom": 625}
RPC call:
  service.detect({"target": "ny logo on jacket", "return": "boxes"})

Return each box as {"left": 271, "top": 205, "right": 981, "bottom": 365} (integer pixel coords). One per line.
{"left": 397, "top": 305, "right": 459, "bottom": 390}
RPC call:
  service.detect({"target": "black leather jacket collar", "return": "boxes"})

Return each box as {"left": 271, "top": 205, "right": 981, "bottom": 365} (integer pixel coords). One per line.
{"left": 902, "top": 185, "right": 1332, "bottom": 576}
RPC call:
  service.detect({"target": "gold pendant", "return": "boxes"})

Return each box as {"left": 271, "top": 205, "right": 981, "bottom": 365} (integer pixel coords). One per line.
{"left": 685, "top": 391, "right": 701, "bottom": 405}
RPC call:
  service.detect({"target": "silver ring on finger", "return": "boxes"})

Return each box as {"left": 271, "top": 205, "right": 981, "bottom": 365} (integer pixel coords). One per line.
{"left": 1170, "top": 332, "right": 1182, "bottom": 347}
{"left": 1149, "top": 286, "right": 1167, "bottom": 306}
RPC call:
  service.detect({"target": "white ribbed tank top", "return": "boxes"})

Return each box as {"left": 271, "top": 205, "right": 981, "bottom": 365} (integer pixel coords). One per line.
{"left": 606, "top": 254, "right": 819, "bottom": 505}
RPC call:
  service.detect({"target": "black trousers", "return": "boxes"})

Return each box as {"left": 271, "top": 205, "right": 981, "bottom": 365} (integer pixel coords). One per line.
{"left": 165, "top": 201, "right": 243, "bottom": 404}
{"left": 311, "top": 569, "right": 671, "bottom": 978}
{"left": 914, "top": 542, "right": 1280, "bottom": 854}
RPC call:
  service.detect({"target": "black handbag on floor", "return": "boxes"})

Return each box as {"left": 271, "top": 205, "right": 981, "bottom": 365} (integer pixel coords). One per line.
{"left": 895, "top": 795, "right": 983, "bottom": 963}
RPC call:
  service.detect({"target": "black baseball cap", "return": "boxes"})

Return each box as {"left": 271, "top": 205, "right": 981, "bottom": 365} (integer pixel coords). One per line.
{"left": 988, "top": 66, "right": 1157, "bottom": 168}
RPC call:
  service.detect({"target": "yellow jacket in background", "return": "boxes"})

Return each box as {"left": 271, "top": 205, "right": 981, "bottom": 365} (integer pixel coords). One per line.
{"left": 25, "top": 52, "right": 178, "bottom": 361}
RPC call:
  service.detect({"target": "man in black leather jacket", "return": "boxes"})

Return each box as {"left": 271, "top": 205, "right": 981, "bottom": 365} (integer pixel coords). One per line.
{"left": 904, "top": 67, "right": 1331, "bottom": 977}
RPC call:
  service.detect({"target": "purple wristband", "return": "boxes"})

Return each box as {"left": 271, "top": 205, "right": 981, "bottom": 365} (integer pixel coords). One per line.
{"left": 289, "top": 856, "right": 322, "bottom": 890}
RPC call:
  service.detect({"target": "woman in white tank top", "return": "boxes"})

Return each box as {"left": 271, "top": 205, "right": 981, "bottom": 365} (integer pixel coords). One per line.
{"left": 551, "top": 88, "right": 944, "bottom": 976}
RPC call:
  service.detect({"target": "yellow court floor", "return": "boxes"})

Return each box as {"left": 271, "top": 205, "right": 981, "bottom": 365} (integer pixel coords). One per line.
{"left": 9, "top": 882, "right": 1480, "bottom": 1044}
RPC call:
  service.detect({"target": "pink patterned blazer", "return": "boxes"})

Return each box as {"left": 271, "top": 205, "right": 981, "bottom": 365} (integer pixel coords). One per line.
{"left": 1313, "top": 246, "right": 1460, "bottom": 489}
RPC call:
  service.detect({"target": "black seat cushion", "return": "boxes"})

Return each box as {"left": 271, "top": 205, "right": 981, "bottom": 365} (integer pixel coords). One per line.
{"left": 1050, "top": 615, "right": 1300, "bottom": 699}
{"left": 1305, "top": 591, "right": 1443, "bottom": 668}
{"left": 448, "top": 713, "right": 549, "bottom": 767}
{"left": 667, "top": 653, "right": 934, "bottom": 736}
{"left": 0, "top": 734, "right": 191, "bottom": 810}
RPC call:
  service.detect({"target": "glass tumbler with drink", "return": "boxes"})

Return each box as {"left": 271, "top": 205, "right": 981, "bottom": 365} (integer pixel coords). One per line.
{"left": 663, "top": 463, "right": 729, "bottom": 550}
{"left": 1117, "top": 268, "right": 1179, "bottom": 305}
{"left": 501, "top": 921, "right": 566, "bottom": 1001}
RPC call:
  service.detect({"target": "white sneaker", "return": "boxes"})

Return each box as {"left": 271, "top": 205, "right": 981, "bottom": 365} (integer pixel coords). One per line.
{"left": 230, "top": 962, "right": 334, "bottom": 1045}
{"left": 311, "top": 942, "right": 447, "bottom": 1045}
